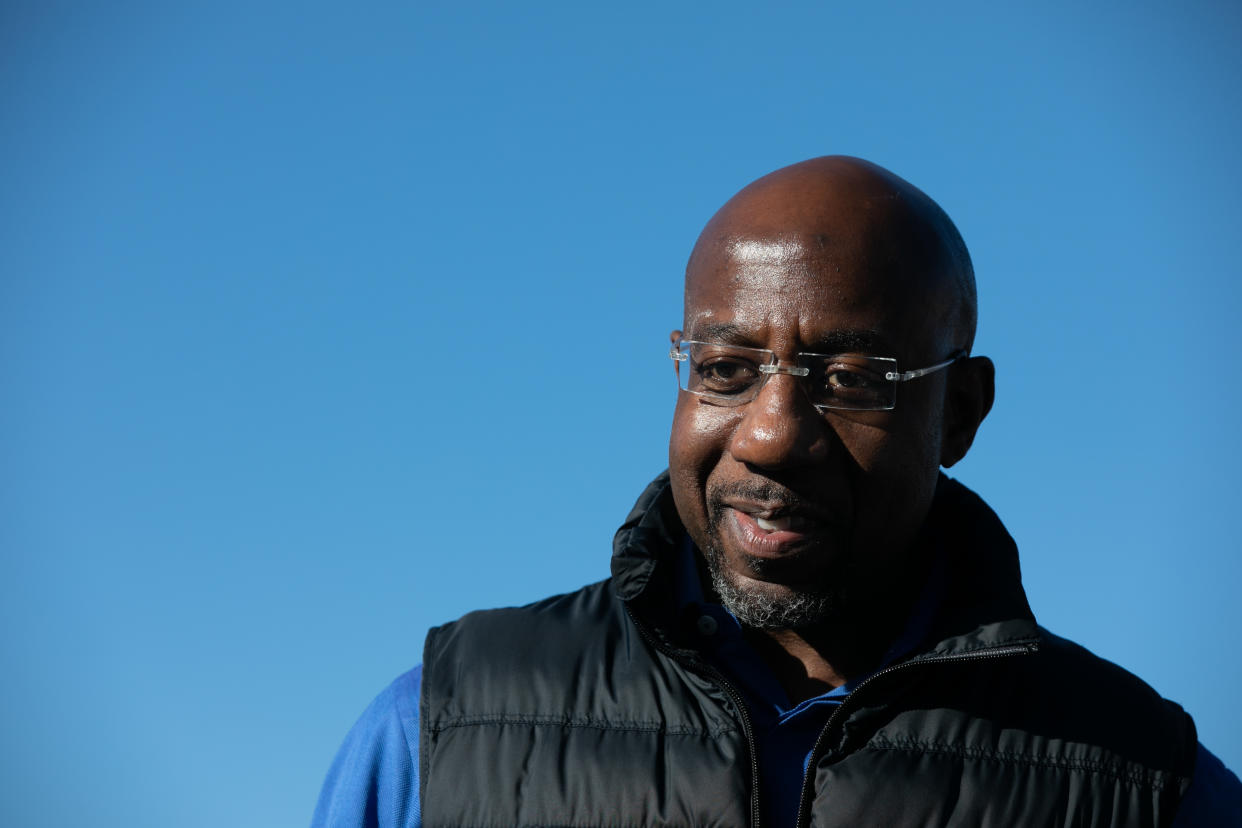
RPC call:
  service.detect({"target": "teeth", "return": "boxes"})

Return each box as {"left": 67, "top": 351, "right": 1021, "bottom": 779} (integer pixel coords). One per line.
{"left": 755, "top": 515, "right": 794, "bottom": 532}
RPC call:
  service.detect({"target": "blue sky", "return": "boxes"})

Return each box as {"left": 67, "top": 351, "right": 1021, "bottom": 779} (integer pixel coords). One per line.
{"left": 3, "top": 1, "right": 1240, "bottom": 825}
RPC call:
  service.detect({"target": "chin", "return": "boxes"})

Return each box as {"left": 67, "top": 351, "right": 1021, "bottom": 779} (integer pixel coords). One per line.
{"left": 703, "top": 546, "right": 847, "bottom": 631}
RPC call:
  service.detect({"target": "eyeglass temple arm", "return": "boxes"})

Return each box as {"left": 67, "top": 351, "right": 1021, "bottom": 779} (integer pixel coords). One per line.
{"left": 887, "top": 353, "right": 966, "bottom": 382}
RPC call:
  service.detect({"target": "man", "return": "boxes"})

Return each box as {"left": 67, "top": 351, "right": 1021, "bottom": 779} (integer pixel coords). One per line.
{"left": 314, "top": 157, "right": 1240, "bottom": 826}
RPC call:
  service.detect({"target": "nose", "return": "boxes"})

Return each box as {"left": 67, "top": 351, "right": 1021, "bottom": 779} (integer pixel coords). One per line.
{"left": 728, "top": 372, "right": 833, "bottom": 470}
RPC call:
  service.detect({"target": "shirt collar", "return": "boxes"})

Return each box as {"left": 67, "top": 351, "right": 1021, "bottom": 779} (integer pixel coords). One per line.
{"left": 672, "top": 532, "right": 949, "bottom": 710}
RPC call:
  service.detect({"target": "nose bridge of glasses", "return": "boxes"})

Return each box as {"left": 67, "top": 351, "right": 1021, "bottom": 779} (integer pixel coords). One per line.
{"left": 750, "top": 359, "right": 822, "bottom": 415}
{"left": 758, "top": 363, "right": 810, "bottom": 378}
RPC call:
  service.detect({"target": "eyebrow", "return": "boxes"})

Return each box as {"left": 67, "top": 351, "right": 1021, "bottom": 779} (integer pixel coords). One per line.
{"left": 686, "top": 323, "right": 893, "bottom": 355}
{"left": 687, "top": 322, "right": 756, "bottom": 345}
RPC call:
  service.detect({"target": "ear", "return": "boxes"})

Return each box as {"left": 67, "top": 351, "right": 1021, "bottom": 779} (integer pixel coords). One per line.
{"left": 670, "top": 329, "right": 683, "bottom": 345}
{"left": 940, "top": 356, "right": 995, "bottom": 468}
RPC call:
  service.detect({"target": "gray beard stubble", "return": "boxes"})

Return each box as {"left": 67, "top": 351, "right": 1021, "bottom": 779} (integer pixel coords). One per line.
{"left": 701, "top": 538, "right": 842, "bottom": 631}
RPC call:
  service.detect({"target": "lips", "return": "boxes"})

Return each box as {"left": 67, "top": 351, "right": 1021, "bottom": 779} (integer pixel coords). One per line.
{"left": 702, "top": 479, "right": 853, "bottom": 584}
{"left": 731, "top": 509, "right": 807, "bottom": 555}
{"left": 722, "top": 497, "right": 846, "bottom": 565}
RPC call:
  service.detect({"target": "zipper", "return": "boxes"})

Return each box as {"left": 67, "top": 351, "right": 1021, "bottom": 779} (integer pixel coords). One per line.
{"left": 793, "top": 641, "right": 1039, "bottom": 828}
{"left": 625, "top": 604, "right": 765, "bottom": 828}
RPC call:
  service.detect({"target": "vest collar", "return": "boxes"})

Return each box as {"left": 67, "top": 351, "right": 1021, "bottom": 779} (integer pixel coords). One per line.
{"left": 610, "top": 471, "right": 1041, "bottom": 659}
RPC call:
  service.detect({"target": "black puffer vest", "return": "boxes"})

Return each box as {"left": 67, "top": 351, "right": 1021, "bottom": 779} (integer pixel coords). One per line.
{"left": 420, "top": 474, "right": 1197, "bottom": 827}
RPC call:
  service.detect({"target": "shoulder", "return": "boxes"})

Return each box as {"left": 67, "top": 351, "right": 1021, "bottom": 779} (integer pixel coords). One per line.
{"left": 1032, "top": 627, "right": 1190, "bottom": 719}
{"left": 895, "top": 626, "right": 1199, "bottom": 785}
{"left": 1029, "top": 632, "right": 1242, "bottom": 822}
{"left": 1173, "top": 743, "right": 1242, "bottom": 826}
{"left": 423, "top": 579, "right": 621, "bottom": 672}
{"left": 431, "top": 579, "right": 617, "bottom": 632}
{"left": 419, "top": 578, "right": 724, "bottom": 733}
{"left": 311, "top": 667, "right": 422, "bottom": 828}
{"left": 1020, "top": 627, "right": 1198, "bottom": 772}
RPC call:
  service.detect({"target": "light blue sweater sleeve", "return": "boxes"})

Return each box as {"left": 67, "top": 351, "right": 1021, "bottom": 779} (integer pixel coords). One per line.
{"left": 1171, "top": 742, "right": 1242, "bottom": 827}
{"left": 311, "top": 666, "right": 422, "bottom": 828}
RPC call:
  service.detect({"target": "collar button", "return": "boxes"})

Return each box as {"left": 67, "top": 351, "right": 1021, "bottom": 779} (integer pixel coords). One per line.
{"left": 696, "top": 614, "right": 719, "bottom": 636}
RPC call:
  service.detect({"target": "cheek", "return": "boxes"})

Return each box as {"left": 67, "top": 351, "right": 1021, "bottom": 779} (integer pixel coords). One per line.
{"left": 842, "top": 419, "right": 942, "bottom": 533}
{"left": 844, "top": 385, "right": 945, "bottom": 475}
{"left": 668, "top": 400, "right": 731, "bottom": 533}
{"left": 852, "top": 423, "right": 941, "bottom": 477}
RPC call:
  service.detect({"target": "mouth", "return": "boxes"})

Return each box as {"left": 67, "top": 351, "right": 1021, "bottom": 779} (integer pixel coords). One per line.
{"left": 721, "top": 498, "right": 848, "bottom": 568}
{"left": 731, "top": 509, "right": 812, "bottom": 555}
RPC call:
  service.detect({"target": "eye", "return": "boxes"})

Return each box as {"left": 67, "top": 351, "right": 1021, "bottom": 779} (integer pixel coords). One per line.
{"left": 694, "top": 357, "right": 761, "bottom": 394}
{"left": 817, "top": 361, "right": 888, "bottom": 400}
{"left": 826, "top": 369, "right": 864, "bottom": 388}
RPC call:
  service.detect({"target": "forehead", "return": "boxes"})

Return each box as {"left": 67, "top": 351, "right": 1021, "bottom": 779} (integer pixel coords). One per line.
{"left": 685, "top": 234, "right": 949, "bottom": 359}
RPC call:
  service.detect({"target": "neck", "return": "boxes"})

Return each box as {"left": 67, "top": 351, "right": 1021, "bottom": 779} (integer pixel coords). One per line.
{"left": 744, "top": 618, "right": 895, "bottom": 703}
{"left": 746, "top": 570, "right": 928, "bottom": 704}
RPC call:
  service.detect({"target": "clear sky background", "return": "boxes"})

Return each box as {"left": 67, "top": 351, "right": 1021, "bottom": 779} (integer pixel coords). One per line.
{"left": 3, "top": 1, "right": 1240, "bottom": 825}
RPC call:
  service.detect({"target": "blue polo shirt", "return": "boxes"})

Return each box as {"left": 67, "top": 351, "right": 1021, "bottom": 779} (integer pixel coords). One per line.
{"left": 312, "top": 541, "right": 1242, "bottom": 827}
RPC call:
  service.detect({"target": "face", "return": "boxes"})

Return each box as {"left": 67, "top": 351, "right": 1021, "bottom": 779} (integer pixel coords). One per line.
{"left": 669, "top": 232, "right": 961, "bottom": 629}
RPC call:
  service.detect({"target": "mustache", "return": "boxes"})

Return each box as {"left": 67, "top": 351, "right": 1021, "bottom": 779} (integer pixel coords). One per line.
{"left": 708, "top": 479, "right": 806, "bottom": 508}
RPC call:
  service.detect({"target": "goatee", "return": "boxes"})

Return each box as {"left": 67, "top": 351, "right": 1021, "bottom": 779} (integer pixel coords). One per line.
{"left": 700, "top": 538, "right": 844, "bottom": 630}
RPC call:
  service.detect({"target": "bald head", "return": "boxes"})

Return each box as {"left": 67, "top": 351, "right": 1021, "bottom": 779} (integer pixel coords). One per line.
{"left": 687, "top": 156, "right": 977, "bottom": 351}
